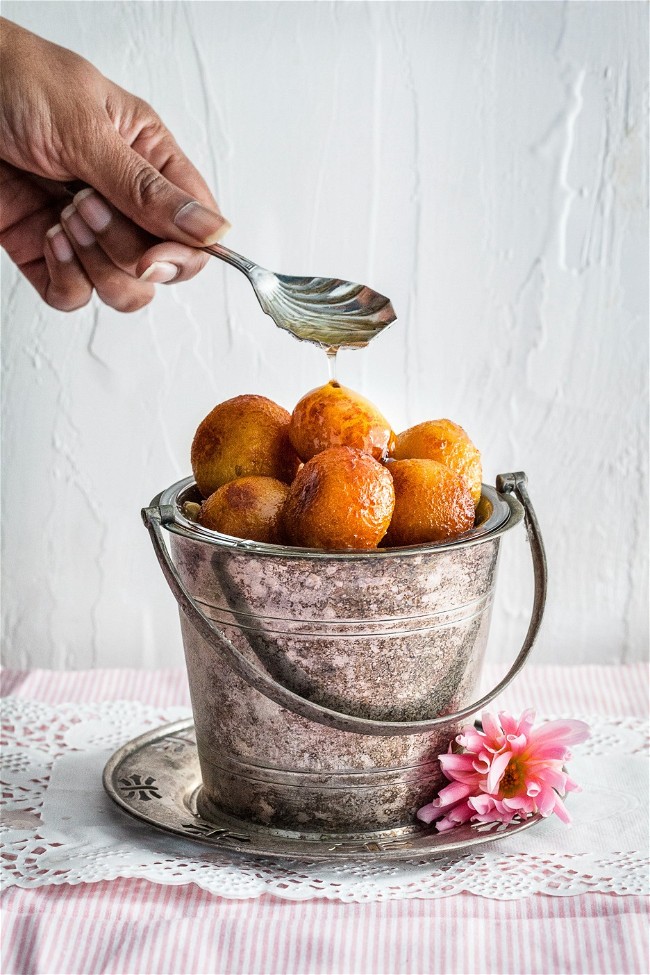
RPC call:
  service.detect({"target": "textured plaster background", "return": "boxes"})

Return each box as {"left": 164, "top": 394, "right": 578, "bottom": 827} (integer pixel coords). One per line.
{"left": 1, "top": 1, "right": 647, "bottom": 669}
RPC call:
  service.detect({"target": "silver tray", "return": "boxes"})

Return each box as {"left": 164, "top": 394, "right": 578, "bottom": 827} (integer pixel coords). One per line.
{"left": 103, "top": 719, "right": 542, "bottom": 861}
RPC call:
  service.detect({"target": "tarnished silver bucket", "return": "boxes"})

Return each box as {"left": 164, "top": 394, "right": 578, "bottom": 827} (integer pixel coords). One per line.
{"left": 143, "top": 471, "right": 546, "bottom": 835}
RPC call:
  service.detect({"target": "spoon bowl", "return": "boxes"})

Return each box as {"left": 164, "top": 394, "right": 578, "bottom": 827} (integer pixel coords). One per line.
{"left": 204, "top": 243, "right": 397, "bottom": 349}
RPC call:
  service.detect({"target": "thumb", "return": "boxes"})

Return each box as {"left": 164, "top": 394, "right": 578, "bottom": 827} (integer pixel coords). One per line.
{"left": 74, "top": 123, "right": 229, "bottom": 246}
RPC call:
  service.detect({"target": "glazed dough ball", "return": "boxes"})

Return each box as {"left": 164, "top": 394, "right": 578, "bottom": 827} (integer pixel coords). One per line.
{"left": 198, "top": 476, "right": 289, "bottom": 544}
{"left": 289, "top": 381, "right": 395, "bottom": 462}
{"left": 391, "top": 419, "right": 482, "bottom": 505}
{"left": 383, "top": 458, "right": 475, "bottom": 547}
{"left": 191, "top": 394, "right": 301, "bottom": 498}
{"left": 282, "top": 446, "right": 395, "bottom": 550}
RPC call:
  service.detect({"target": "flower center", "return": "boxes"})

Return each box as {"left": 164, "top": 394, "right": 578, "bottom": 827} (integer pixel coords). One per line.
{"left": 499, "top": 758, "right": 526, "bottom": 798}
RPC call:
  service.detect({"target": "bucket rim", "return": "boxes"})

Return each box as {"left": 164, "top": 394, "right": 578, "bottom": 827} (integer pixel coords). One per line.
{"left": 154, "top": 476, "right": 524, "bottom": 559}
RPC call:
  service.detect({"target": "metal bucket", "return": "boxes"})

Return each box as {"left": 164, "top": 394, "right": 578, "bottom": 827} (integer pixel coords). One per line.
{"left": 143, "top": 471, "right": 546, "bottom": 835}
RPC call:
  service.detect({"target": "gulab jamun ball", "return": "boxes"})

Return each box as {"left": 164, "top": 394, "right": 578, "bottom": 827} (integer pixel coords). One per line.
{"left": 191, "top": 394, "right": 300, "bottom": 498}
{"left": 198, "top": 476, "right": 289, "bottom": 544}
{"left": 289, "top": 381, "right": 395, "bottom": 462}
{"left": 391, "top": 418, "right": 482, "bottom": 504}
{"left": 282, "top": 446, "right": 395, "bottom": 550}
{"left": 383, "top": 458, "right": 475, "bottom": 547}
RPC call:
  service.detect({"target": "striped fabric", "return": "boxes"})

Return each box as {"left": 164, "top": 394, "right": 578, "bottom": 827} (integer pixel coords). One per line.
{"left": 4, "top": 885, "right": 649, "bottom": 975}
{"left": 2, "top": 663, "right": 648, "bottom": 715}
{"left": 2, "top": 665, "right": 649, "bottom": 975}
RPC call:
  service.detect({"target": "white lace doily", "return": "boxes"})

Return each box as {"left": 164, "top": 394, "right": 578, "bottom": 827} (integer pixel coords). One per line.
{"left": 1, "top": 698, "right": 648, "bottom": 901}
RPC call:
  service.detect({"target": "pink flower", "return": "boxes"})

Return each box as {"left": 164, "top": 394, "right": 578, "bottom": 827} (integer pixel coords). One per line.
{"left": 417, "top": 709, "right": 590, "bottom": 832}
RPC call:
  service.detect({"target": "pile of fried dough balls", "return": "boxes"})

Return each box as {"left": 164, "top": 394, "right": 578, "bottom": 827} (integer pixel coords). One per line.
{"left": 189, "top": 382, "right": 482, "bottom": 550}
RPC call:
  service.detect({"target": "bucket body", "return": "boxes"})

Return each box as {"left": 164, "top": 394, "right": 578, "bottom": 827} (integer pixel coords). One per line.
{"left": 157, "top": 478, "right": 525, "bottom": 834}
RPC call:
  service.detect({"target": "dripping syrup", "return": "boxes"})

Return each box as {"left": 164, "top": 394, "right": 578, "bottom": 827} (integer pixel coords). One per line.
{"left": 326, "top": 347, "right": 340, "bottom": 385}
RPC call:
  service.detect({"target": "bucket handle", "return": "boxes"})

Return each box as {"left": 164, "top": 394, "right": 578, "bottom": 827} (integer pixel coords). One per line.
{"left": 142, "top": 471, "right": 546, "bottom": 737}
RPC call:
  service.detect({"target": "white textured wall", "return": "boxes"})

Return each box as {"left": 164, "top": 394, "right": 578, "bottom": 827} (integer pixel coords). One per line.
{"left": 2, "top": 1, "right": 647, "bottom": 670}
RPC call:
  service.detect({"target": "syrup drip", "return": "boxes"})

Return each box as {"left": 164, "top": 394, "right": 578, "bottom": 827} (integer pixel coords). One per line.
{"left": 326, "top": 347, "right": 339, "bottom": 383}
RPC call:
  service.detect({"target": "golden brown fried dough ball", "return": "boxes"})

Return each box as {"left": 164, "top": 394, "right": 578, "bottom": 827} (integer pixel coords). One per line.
{"left": 391, "top": 419, "right": 482, "bottom": 505}
{"left": 289, "top": 381, "right": 395, "bottom": 462}
{"left": 383, "top": 459, "right": 475, "bottom": 547}
{"left": 198, "top": 476, "right": 289, "bottom": 544}
{"left": 191, "top": 395, "right": 301, "bottom": 498}
{"left": 282, "top": 446, "right": 395, "bottom": 550}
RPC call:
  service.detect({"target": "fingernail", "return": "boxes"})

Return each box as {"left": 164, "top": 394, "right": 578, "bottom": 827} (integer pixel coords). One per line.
{"left": 139, "top": 261, "right": 179, "bottom": 283}
{"left": 74, "top": 188, "right": 112, "bottom": 232}
{"left": 61, "top": 205, "right": 96, "bottom": 247}
{"left": 46, "top": 224, "right": 74, "bottom": 262}
{"left": 174, "top": 201, "right": 230, "bottom": 245}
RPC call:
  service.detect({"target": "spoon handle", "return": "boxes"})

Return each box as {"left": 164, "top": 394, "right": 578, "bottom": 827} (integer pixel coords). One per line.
{"left": 203, "top": 242, "right": 258, "bottom": 276}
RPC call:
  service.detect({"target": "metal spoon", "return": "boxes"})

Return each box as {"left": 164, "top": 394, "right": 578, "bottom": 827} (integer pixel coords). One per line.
{"left": 61, "top": 182, "right": 396, "bottom": 347}
{"left": 203, "top": 242, "right": 397, "bottom": 349}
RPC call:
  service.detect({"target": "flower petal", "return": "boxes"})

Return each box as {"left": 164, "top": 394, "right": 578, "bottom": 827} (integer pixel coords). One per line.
{"left": 416, "top": 802, "right": 439, "bottom": 824}
{"left": 505, "top": 733, "right": 528, "bottom": 755}
{"left": 436, "top": 780, "right": 474, "bottom": 808}
{"left": 529, "top": 719, "right": 590, "bottom": 748}
{"left": 457, "top": 729, "right": 485, "bottom": 752}
{"left": 535, "top": 766, "right": 568, "bottom": 792}
{"left": 523, "top": 743, "right": 574, "bottom": 762}
{"left": 499, "top": 708, "right": 535, "bottom": 737}
{"left": 481, "top": 711, "right": 504, "bottom": 743}
{"left": 438, "top": 753, "right": 478, "bottom": 773}
{"left": 468, "top": 793, "right": 497, "bottom": 815}
{"left": 435, "top": 801, "right": 477, "bottom": 831}
{"left": 535, "top": 784, "right": 559, "bottom": 817}
{"left": 486, "top": 750, "right": 511, "bottom": 794}
{"left": 501, "top": 796, "right": 534, "bottom": 813}
{"left": 474, "top": 806, "right": 517, "bottom": 825}
{"left": 551, "top": 792, "right": 572, "bottom": 824}
{"left": 563, "top": 775, "right": 582, "bottom": 795}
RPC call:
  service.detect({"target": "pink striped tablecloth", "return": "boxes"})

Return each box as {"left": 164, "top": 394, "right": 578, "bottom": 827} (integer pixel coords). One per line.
{"left": 2, "top": 665, "right": 648, "bottom": 975}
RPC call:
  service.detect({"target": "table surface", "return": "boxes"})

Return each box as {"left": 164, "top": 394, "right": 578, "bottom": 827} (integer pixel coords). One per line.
{"left": 2, "top": 664, "right": 648, "bottom": 975}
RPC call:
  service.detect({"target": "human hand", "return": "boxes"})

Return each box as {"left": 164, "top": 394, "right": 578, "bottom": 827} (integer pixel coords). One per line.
{"left": 0, "top": 19, "right": 230, "bottom": 312}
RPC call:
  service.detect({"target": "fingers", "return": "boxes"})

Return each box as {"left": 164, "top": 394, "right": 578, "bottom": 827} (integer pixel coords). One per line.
{"left": 1, "top": 155, "right": 217, "bottom": 313}
{"left": 59, "top": 203, "right": 155, "bottom": 313}
{"left": 73, "top": 188, "right": 156, "bottom": 272}
{"left": 137, "top": 242, "right": 210, "bottom": 284}
{"left": 74, "top": 119, "right": 230, "bottom": 247}
{"left": 0, "top": 161, "right": 92, "bottom": 311}
{"left": 39, "top": 188, "right": 211, "bottom": 314}
{"left": 42, "top": 225, "right": 93, "bottom": 311}
{"left": 73, "top": 187, "right": 210, "bottom": 283}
